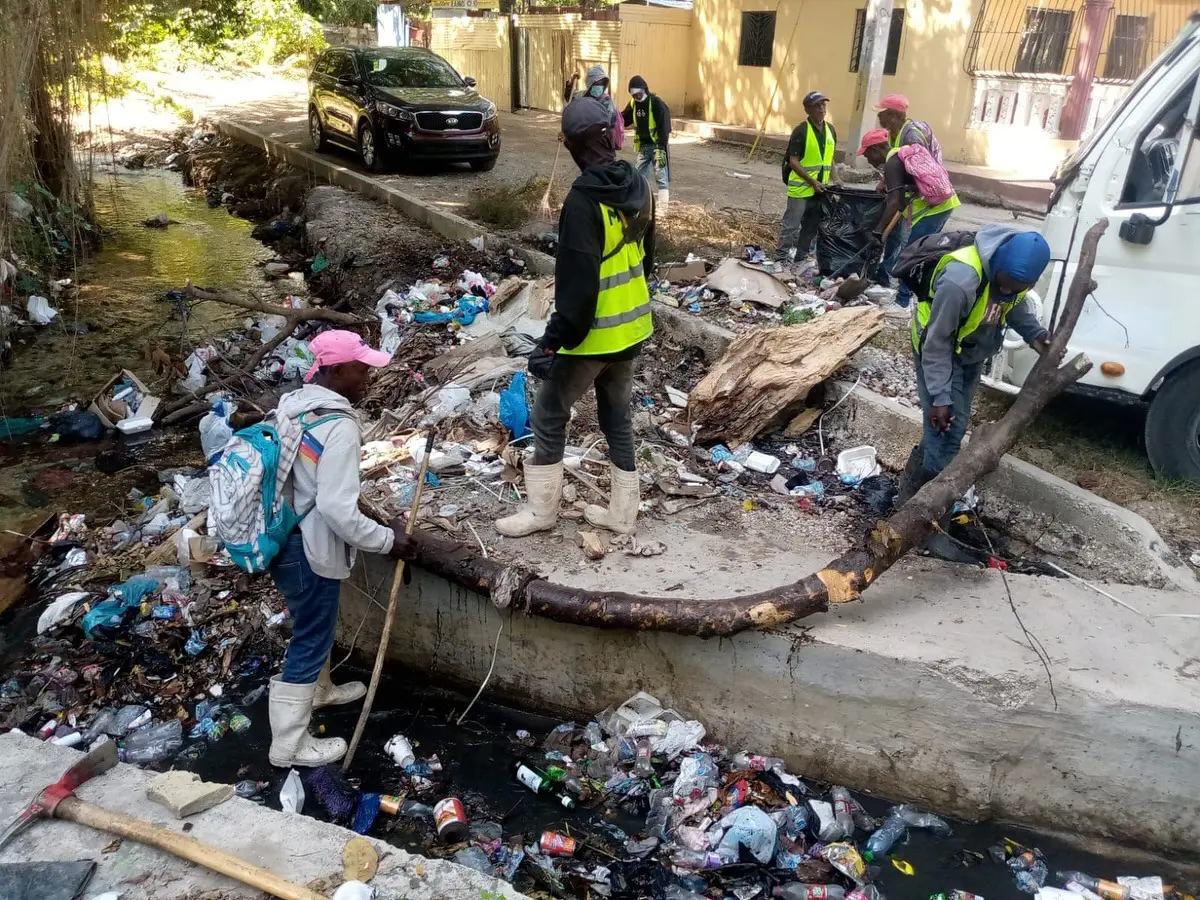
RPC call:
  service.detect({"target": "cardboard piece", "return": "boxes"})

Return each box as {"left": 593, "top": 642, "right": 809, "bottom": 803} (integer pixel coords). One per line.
{"left": 659, "top": 258, "right": 708, "bottom": 281}
{"left": 706, "top": 258, "right": 791, "bottom": 309}
{"left": 90, "top": 369, "right": 161, "bottom": 429}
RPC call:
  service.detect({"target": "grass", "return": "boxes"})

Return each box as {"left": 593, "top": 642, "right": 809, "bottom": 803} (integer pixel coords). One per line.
{"left": 654, "top": 202, "right": 778, "bottom": 263}
{"left": 978, "top": 390, "right": 1200, "bottom": 552}
{"left": 464, "top": 176, "right": 551, "bottom": 230}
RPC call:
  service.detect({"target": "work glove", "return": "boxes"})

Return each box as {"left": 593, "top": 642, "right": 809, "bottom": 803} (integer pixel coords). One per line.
{"left": 654, "top": 148, "right": 667, "bottom": 169}
{"left": 528, "top": 343, "right": 556, "bottom": 380}
{"left": 389, "top": 518, "right": 418, "bottom": 566}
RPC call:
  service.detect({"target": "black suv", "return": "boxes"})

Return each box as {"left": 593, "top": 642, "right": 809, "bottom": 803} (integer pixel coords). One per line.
{"left": 308, "top": 46, "right": 501, "bottom": 172}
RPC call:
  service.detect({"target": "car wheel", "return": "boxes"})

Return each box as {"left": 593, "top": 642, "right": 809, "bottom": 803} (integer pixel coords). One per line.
{"left": 309, "top": 106, "right": 327, "bottom": 152}
{"left": 470, "top": 156, "right": 498, "bottom": 173}
{"left": 358, "top": 121, "right": 384, "bottom": 173}
{"left": 1145, "top": 359, "right": 1200, "bottom": 485}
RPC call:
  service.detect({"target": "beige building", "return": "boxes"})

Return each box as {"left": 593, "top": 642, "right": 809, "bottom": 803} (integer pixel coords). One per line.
{"left": 429, "top": 0, "right": 1193, "bottom": 170}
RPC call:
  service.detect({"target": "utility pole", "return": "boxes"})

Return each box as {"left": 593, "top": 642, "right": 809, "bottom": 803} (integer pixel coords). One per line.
{"left": 847, "top": 0, "right": 892, "bottom": 169}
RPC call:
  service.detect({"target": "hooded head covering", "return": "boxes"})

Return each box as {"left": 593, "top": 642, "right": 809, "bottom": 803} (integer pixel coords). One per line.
{"left": 585, "top": 64, "right": 609, "bottom": 90}
{"left": 628, "top": 75, "right": 649, "bottom": 96}
{"left": 991, "top": 231, "right": 1051, "bottom": 285}
{"left": 562, "top": 97, "right": 615, "bottom": 170}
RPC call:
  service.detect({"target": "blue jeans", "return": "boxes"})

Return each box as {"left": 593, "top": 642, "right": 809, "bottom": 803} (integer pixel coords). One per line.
{"left": 914, "top": 352, "right": 983, "bottom": 477}
{"left": 895, "top": 210, "right": 953, "bottom": 308}
{"left": 875, "top": 219, "right": 909, "bottom": 286}
{"left": 271, "top": 532, "right": 341, "bottom": 685}
{"left": 636, "top": 147, "right": 669, "bottom": 191}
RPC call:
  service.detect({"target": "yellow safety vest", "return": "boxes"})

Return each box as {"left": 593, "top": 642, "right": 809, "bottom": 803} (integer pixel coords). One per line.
{"left": 885, "top": 146, "right": 961, "bottom": 224}
{"left": 911, "top": 245, "right": 1027, "bottom": 354}
{"left": 559, "top": 202, "right": 654, "bottom": 356}
{"left": 628, "top": 98, "right": 659, "bottom": 152}
{"left": 788, "top": 122, "right": 835, "bottom": 199}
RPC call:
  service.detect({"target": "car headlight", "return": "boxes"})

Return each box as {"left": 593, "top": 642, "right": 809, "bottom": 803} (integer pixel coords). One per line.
{"left": 376, "top": 102, "right": 413, "bottom": 122}
{"left": 483, "top": 102, "right": 497, "bottom": 122}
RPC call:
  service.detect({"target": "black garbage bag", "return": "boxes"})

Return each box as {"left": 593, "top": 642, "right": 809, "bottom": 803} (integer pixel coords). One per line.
{"left": 858, "top": 474, "right": 898, "bottom": 515}
{"left": 817, "top": 187, "right": 887, "bottom": 278}
{"left": 47, "top": 410, "right": 104, "bottom": 442}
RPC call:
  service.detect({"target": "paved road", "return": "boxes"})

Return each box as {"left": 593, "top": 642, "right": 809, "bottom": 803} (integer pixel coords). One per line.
{"left": 166, "top": 69, "right": 1030, "bottom": 236}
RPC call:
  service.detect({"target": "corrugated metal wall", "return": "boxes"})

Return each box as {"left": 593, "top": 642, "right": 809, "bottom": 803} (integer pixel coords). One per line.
{"left": 618, "top": 4, "right": 693, "bottom": 111}
{"left": 430, "top": 16, "right": 513, "bottom": 111}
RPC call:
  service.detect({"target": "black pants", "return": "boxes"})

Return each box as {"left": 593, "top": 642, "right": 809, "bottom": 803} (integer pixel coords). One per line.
{"left": 532, "top": 355, "right": 636, "bottom": 471}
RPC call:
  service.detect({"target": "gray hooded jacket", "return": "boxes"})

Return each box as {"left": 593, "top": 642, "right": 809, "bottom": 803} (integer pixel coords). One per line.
{"left": 276, "top": 384, "right": 394, "bottom": 579}
{"left": 920, "top": 224, "right": 1048, "bottom": 406}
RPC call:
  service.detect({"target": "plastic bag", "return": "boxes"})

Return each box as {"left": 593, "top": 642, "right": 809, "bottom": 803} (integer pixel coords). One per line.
{"left": 468, "top": 391, "right": 501, "bottom": 428}
{"left": 376, "top": 289, "right": 404, "bottom": 355}
{"left": 817, "top": 188, "right": 886, "bottom": 277}
{"left": 37, "top": 591, "right": 89, "bottom": 634}
{"left": 280, "top": 768, "right": 305, "bottom": 813}
{"left": 26, "top": 295, "right": 57, "bottom": 324}
{"left": 332, "top": 883, "right": 375, "bottom": 900}
{"left": 712, "top": 805, "right": 777, "bottom": 865}
{"left": 48, "top": 411, "right": 104, "bottom": 442}
{"left": 424, "top": 385, "right": 471, "bottom": 424}
{"left": 499, "top": 371, "right": 531, "bottom": 439}
{"left": 809, "top": 799, "right": 846, "bottom": 842}
{"left": 858, "top": 475, "right": 897, "bottom": 516}
{"left": 653, "top": 720, "right": 706, "bottom": 761}
{"left": 199, "top": 400, "right": 236, "bottom": 465}
{"left": 673, "top": 752, "right": 719, "bottom": 800}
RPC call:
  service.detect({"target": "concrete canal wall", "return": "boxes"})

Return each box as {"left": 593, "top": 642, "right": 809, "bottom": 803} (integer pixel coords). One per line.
{"left": 342, "top": 549, "right": 1200, "bottom": 856}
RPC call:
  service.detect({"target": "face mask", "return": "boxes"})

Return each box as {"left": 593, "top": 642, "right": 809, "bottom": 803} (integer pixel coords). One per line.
{"left": 588, "top": 84, "right": 605, "bottom": 99}
{"left": 632, "top": 90, "right": 646, "bottom": 101}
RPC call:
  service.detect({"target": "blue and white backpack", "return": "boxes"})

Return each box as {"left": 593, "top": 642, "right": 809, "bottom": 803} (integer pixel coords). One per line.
{"left": 208, "top": 411, "right": 344, "bottom": 573}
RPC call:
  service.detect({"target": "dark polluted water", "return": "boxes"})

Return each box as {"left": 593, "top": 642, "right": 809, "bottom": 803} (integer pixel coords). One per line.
{"left": 177, "top": 663, "right": 1199, "bottom": 900}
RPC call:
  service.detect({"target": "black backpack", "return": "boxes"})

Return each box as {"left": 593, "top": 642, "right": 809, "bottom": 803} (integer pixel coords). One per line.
{"left": 894, "top": 230, "right": 976, "bottom": 299}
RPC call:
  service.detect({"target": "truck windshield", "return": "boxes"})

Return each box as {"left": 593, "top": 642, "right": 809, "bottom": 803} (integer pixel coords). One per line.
{"left": 1056, "top": 16, "right": 1200, "bottom": 182}
{"left": 363, "top": 53, "right": 464, "bottom": 89}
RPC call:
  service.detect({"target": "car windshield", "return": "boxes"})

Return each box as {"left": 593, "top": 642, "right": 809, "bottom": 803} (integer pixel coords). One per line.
{"left": 363, "top": 53, "right": 463, "bottom": 89}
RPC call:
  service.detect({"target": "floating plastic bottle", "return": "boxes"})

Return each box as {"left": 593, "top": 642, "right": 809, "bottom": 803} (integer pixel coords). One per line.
{"left": 830, "top": 786, "right": 856, "bottom": 837}
{"left": 633, "top": 738, "right": 654, "bottom": 776}
{"left": 774, "top": 885, "right": 845, "bottom": 900}
{"left": 234, "top": 780, "right": 268, "bottom": 799}
{"left": 120, "top": 719, "right": 182, "bottom": 764}
{"left": 1057, "top": 871, "right": 1130, "bottom": 900}
{"left": 892, "top": 804, "right": 953, "bottom": 836}
{"left": 864, "top": 811, "right": 908, "bottom": 858}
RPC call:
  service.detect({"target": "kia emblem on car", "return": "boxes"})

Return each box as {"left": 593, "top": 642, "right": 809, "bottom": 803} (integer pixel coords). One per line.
{"left": 446, "top": 117, "right": 458, "bottom": 126}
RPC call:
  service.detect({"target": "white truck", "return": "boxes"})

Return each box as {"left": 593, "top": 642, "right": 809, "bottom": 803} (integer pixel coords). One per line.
{"left": 985, "top": 12, "right": 1200, "bottom": 484}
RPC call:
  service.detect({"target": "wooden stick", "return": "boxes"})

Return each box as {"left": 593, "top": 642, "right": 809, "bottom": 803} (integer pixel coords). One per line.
{"left": 342, "top": 430, "right": 437, "bottom": 773}
{"left": 57, "top": 797, "right": 326, "bottom": 900}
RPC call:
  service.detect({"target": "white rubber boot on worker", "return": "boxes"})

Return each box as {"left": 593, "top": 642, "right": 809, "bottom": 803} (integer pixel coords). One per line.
{"left": 495, "top": 462, "right": 563, "bottom": 537}
{"left": 313, "top": 658, "right": 366, "bottom": 709}
{"left": 268, "top": 676, "right": 347, "bottom": 767}
{"left": 656, "top": 189, "right": 670, "bottom": 217}
{"left": 584, "top": 464, "right": 640, "bottom": 535}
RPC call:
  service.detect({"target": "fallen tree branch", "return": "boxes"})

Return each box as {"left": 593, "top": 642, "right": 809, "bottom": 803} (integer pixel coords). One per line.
{"left": 185, "top": 282, "right": 364, "bottom": 327}
{"left": 389, "top": 219, "right": 1108, "bottom": 637}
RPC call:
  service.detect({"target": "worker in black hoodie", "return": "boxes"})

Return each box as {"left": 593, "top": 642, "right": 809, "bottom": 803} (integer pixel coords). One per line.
{"left": 622, "top": 75, "right": 672, "bottom": 214}
{"left": 496, "top": 97, "right": 655, "bottom": 539}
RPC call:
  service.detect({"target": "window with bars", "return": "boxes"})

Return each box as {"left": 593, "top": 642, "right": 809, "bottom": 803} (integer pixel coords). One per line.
{"left": 1104, "top": 14, "right": 1150, "bottom": 80}
{"left": 1014, "top": 7, "right": 1074, "bottom": 74}
{"left": 849, "top": 8, "right": 905, "bottom": 76}
{"left": 738, "top": 11, "right": 776, "bottom": 67}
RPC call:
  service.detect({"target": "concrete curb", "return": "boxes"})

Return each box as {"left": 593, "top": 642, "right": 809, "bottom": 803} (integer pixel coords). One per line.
{"left": 214, "top": 121, "right": 557, "bottom": 277}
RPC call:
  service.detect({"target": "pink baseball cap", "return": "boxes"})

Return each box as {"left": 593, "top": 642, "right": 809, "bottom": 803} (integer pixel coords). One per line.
{"left": 303, "top": 329, "right": 392, "bottom": 382}
{"left": 857, "top": 128, "right": 890, "bottom": 156}
{"left": 874, "top": 93, "right": 909, "bottom": 113}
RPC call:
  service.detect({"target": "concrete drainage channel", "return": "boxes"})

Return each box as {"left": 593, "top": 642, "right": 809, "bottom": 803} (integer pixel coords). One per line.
{"left": 215, "top": 121, "right": 1200, "bottom": 871}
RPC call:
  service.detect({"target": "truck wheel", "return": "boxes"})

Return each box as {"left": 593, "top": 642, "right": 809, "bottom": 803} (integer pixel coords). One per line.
{"left": 1145, "top": 360, "right": 1200, "bottom": 485}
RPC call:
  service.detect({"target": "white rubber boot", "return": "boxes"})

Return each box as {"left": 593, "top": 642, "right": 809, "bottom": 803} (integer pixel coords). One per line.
{"left": 313, "top": 658, "right": 366, "bottom": 709}
{"left": 268, "top": 676, "right": 347, "bottom": 767}
{"left": 495, "top": 462, "right": 563, "bottom": 537}
{"left": 584, "top": 464, "right": 640, "bottom": 535}
{"left": 656, "top": 188, "right": 670, "bottom": 217}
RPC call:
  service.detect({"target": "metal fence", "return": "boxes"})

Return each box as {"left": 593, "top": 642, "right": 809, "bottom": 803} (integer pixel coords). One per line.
{"left": 964, "top": 0, "right": 1190, "bottom": 82}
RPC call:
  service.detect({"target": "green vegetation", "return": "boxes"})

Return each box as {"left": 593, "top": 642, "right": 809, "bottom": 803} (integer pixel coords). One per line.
{"left": 465, "top": 177, "right": 551, "bottom": 229}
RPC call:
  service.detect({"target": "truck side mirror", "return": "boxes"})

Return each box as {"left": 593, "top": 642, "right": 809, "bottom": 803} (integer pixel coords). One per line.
{"left": 1119, "top": 212, "right": 1157, "bottom": 245}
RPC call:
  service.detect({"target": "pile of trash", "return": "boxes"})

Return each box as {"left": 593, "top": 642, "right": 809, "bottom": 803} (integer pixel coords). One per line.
{"left": 301, "top": 690, "right": 1181, "bottom": 900}
{"left": 0, "top": 489, "right": 287, "bottom": 768}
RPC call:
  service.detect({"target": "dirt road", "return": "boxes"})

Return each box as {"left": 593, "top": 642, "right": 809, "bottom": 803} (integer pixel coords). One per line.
{"left": 129, "top": 66, "right": 1021, "bottom": 236}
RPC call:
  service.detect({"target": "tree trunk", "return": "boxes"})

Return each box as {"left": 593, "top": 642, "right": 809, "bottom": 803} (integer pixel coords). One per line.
{"left": 394, "top": 219, "right": 1109, "bottom": 637}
